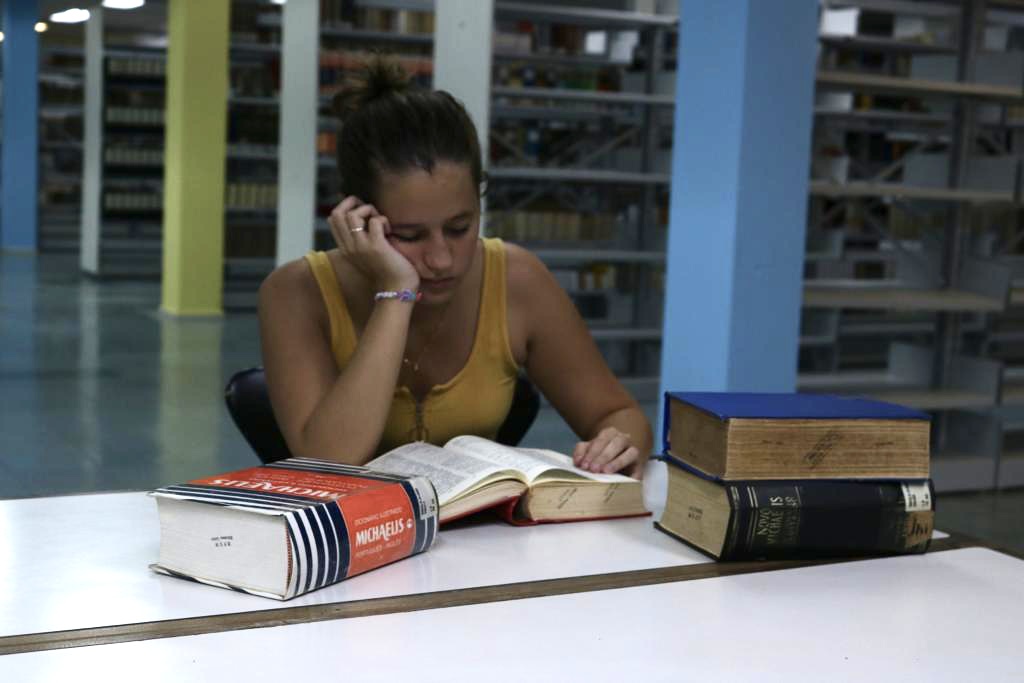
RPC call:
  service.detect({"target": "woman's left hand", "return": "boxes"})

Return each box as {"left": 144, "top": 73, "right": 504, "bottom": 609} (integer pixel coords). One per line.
{"left": 572, "top": 427, "right": 643, "bottom": 479}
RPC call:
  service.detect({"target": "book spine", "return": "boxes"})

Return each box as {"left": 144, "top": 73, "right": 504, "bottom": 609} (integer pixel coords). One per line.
{"left": 284, "top": 477, "right": 438, "bottom": 598}
{"left": 721, "top": 480, "right": 934, "bottom": 561}
{"left": 661, "top": 391, "right": 673, "bottom": 454}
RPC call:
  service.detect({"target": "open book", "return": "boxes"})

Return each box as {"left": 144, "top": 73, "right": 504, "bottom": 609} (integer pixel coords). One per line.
{"left": 366, "top": 436, "right": 647, "bottom": 525}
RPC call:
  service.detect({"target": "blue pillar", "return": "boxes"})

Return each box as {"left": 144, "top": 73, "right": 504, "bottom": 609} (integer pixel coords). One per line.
{"left": 659, "top": 0, "right": 817, "bottom": 406}
{"left": 1, "top": 0, "right": 40, "bottom": 251}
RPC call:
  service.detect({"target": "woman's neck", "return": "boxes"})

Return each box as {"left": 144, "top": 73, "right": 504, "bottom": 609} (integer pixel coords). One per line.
{"left": 409, "top": 299, "right": 451, "bottom": 329}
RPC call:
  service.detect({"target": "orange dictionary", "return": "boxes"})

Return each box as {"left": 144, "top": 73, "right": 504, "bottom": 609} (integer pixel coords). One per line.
{"left": 150, "top": 459, "right": 439, "bottom": 600}
{"left": 366, "top": 436, "right": 648, "bottom": 525}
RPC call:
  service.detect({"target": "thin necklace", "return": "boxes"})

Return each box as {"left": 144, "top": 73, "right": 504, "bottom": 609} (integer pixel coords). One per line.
{"left": 403, "top": 302, "right": 451, "bottom": 374}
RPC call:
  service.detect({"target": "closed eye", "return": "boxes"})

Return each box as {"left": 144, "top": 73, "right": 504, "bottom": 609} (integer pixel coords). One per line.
{"left": 389, "top": 222, "right": 472, "bottom": 243}
{"left": 446, "top": 224, "right": 471, "bottom": 237}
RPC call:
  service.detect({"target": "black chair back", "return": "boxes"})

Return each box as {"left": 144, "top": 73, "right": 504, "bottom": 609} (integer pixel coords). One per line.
{"left": 224, "top": 367, "right": 541, "bottom": 464}
{"left": 224, "top": 368, "right": 293, "bottom": 464}
{"left": 496, "top": 373, "right": 541, "bottom": 448}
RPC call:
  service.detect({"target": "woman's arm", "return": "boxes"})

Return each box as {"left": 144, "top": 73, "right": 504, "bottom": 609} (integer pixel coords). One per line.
{"left": 508, "top": 245, "right": 653, "bottom": 478}
{"left": 258, "top": 267, "right": 411, "bottom": 465}
{"left": 258, "top": 199, "right": 420, "bottom": 465}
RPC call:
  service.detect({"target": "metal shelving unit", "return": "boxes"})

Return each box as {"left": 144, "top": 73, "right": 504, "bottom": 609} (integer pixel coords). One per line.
{"left": 488, "top": 167, "right": 670, "bottom": 184}
{"left": 491, "top": 85, "right": 673, "bottom": 106}
{"left": 809, "top": 179, "right": 1019, "bottom": 202}
{"left": 89, "top": 45, "right": 167, "bottom": 277}
{"left": 493, "top": 50, "right": 622, "bottom": 67}
{"left": 803, "top": 284, "right": 1008, "bottom": 312}
{"left": 817, "top": 33, "right": 958, "bottom": 53}
{"left": 533, "top": 248, "right": 665, "bottom": 265}
{"left": 319, "top": 26, "right": 433, "bottom": 45}
{"left": 805, "top": 0, "right": 1024, "bottom": 491}
{"left": 485, "top": 2, "right": 677, "bottom": 404}
{"left": 37, "top": 40, "right": 86, "bottom": 254}
{"left": 71, "top": 3, "right": 296, "bottom": 279}
{"left": 817, "top": 69, "right": 1024, "bottom": 100}
{"left": 494, "top": 2, "right": 677, "bottom": 29}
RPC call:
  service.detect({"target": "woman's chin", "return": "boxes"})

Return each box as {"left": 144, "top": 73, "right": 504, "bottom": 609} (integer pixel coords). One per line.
{"left": 418, "top": 289, "right": 456, "bottom": 306}
{"left": 419, "top": 277, "right": 458, "bottom": 302}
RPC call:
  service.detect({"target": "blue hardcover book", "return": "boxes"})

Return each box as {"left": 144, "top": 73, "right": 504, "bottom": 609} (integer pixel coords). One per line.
{"left": 662, "top": 392, "right": 931, "bottom": 481}
{"left": 656, "top": 453, "right": 935, "bottom": 560}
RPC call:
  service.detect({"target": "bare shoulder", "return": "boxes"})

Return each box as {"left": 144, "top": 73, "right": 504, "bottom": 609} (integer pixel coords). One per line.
{"left": 258, "top": 257, "right": 323, "bottom": 325}
{"left": 260, "top": 258, "right": 312, "bottom": 298}
{"left": 502, "top": 240, "right": 582, "bottom": 364}
{"left": 503, "top": 241, "right": 560, "bottom": 303}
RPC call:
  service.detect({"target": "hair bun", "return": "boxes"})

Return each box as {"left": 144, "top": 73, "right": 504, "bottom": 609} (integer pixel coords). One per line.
{"left": 332, "top": 55, "right": 412, "bottom": 120}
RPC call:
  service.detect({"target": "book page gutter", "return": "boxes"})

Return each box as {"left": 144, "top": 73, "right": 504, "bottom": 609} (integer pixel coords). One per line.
{"left": 366, "top": 442, "right": 514, "bottom": 505}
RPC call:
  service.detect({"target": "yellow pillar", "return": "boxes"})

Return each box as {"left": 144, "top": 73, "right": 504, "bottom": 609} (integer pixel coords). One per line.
{"left": 161, "top": 0, "right": 231, "bottom": 316}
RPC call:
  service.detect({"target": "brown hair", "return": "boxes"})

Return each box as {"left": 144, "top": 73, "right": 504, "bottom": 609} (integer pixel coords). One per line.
{"left": 332, "top": 56, "right": 484, "bottom": 204}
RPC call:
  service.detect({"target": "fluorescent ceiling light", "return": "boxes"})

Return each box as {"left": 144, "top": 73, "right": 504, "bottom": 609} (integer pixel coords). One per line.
{"left": 0, "top": 31, "right": 4, "bottom": 43}
{"left": 49, "top": 9, "right": 90, "bottom": 24}
{"left": 270, "top": 0, "right": 286, "bottom": 5}
{"left": 102, "top": 0, "right": 146, "bottom": 9}
{"left": 35, "top": 22, "right": 49, "bottom": 32}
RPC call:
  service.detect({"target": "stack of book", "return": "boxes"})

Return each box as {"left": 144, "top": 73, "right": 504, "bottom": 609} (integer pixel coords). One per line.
{"left": 655, "top": 392, "right": 935, "bottom": 561}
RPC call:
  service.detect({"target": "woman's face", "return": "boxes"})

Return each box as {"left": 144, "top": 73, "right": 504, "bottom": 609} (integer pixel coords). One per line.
{"left": 375, "top": 161, "right": 481, "bottom": 306}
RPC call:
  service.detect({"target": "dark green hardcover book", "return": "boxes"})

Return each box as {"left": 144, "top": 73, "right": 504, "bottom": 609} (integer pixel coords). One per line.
{"left": 656, "top": 455, "right": 935, "bottom": 561}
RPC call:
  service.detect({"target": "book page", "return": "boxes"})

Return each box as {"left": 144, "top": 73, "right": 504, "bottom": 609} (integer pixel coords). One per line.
{"left": 518, "top": 447, "right": 636, "bottom": 483}
{"left": 444, "top": 436, "right": 562, "bottom": 482}
{"left": 365, "top": 441, "right": 524, "bottom": 506}
{"left": 445, "top": 436, "right": 633, "bottom": 484}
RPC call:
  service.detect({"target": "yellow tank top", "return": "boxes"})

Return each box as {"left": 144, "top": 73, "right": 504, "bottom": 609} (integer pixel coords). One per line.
{"left": 304, "top": 238, "right": 519, "bottom": 453}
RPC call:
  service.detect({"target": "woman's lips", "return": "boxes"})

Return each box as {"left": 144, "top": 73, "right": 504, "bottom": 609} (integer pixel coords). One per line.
{"left": 421, "top": 278, "right": 455, "bottom": 291}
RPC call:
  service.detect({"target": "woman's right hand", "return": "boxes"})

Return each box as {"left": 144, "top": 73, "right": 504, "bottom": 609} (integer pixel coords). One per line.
{"left": 328, "top": 196, "right": 420, "bottom": 292}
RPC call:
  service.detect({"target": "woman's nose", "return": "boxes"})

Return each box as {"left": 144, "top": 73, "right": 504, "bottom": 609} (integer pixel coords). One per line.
{"left": 424, "top": 236, "right": 453, "bottom": 272}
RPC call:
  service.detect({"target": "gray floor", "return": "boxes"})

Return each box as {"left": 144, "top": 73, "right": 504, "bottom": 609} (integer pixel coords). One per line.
{"left": 1, "top": 251, "right": 1021, "bottom": 554}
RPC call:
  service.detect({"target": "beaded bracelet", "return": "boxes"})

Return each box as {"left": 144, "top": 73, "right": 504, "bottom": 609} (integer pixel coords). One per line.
{"left": 374, "top": 289, "right": 421, "bottom": 303}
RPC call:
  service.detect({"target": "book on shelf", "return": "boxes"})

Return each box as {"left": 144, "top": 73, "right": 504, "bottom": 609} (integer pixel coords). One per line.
{"left": 366, "top": 435, "right": 647, "bottom": 525}
{"left": 655, "top": 455, "right": 935, "bottom": 561}
{"left": 663, "top": 392, "right": 931, "bottom": 481}
{"left": 150, "top": 458, "right": 439, "bottom": 600}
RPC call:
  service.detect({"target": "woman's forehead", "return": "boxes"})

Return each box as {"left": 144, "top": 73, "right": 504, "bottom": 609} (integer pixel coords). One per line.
{"left": 377, "top": 162, "right": 478, "bottom": 223}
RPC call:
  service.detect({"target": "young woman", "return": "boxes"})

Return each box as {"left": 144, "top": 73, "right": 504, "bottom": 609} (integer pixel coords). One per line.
{"left": 258, "top": 58, "right": 652, "bottom": 477}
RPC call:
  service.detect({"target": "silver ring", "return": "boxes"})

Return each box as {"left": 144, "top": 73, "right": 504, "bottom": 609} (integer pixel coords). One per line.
{"left": 350, "top": 227, "right": 365, "bottom": 233}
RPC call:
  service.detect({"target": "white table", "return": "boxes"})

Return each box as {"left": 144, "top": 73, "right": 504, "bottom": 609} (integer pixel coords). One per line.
{"left": 2, "top": 547, "right": 1018, "bottom": 682}
{"left": 1, "top": 462, "right": 709, "bottom": 639}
